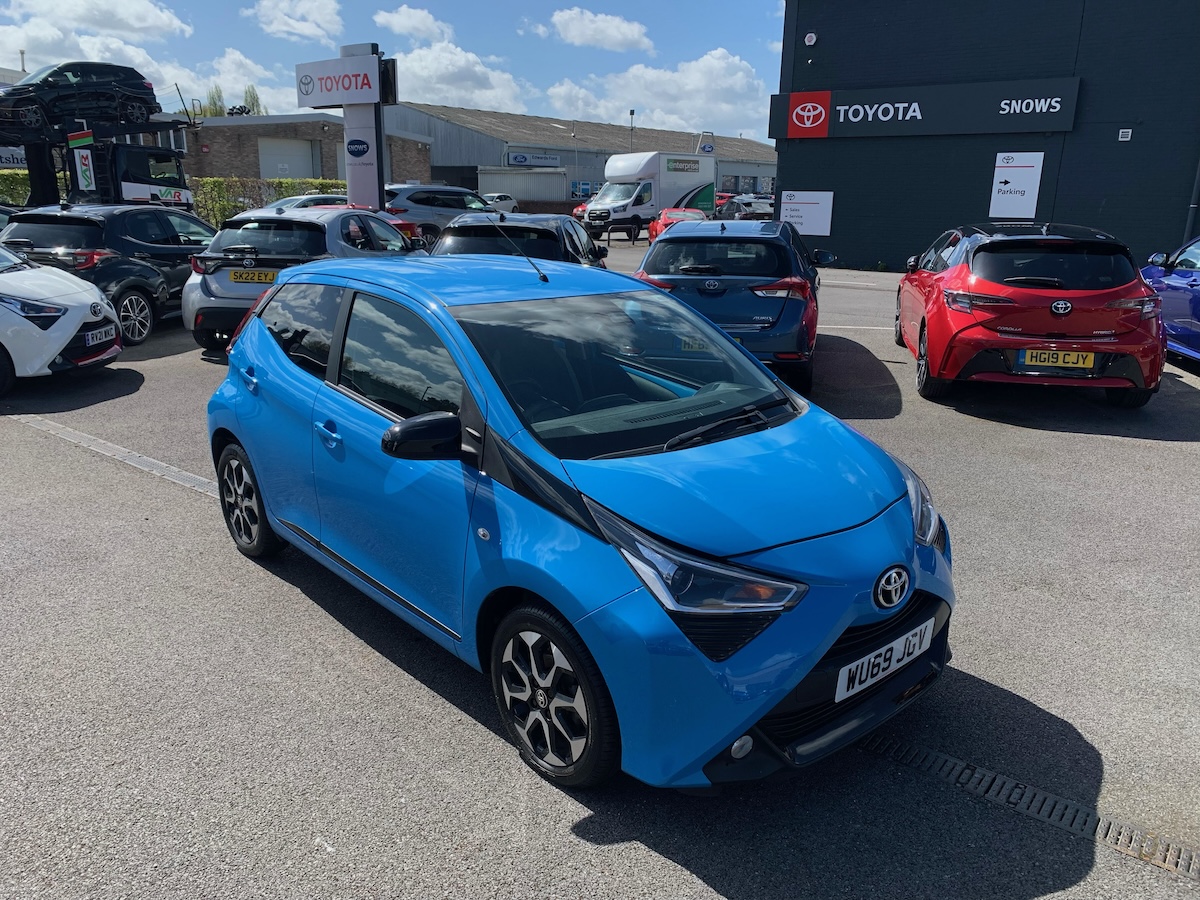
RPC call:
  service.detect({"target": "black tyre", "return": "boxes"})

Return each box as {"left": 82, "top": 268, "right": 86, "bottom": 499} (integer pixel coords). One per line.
{"left": 194, "top": 329, "right": 227, "bottom": 352}
{"left": 894, "top": 291, "right": 906, "bottom": 347}
{"left": 1105, "top": 387, "right": 1153, "bottom": 408}
{"left": 0, "top": 344, "right": 15, "bottom": 398}
{"left": 511, "top": 205, "right": 519, "bottom": 213}
{"left": 115, "top": 290, "right": 155, "bottom": 346}
{"left": 627, "top": 217, "right": 642, "bottom": 241}
{"left": 217, "top": 444, "right": 286, "bottom": 558}
{"left": 121, "top": 101, "right": 149, "bottom": 124}
{"left": 16, "top": 103, "right": 43, "bottom": 130}
{"left": 491, "top": 604, "right": 619, "bottom": 788}
{"left": 915, "top": 324, "right": 952, "bottom": 400}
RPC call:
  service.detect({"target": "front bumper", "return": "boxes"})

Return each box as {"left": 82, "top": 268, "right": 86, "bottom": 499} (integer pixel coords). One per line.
{"left": 573, "top": 500, "right": 955, "bottom": 788}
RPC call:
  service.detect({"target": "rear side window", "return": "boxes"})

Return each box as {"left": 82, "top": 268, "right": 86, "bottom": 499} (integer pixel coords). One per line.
{"left": 642, "top": 239, "right": 790, "bottom": 278}
{"left": 435, "top": 226, "right": 564, "bottom": 261}
{"left": 1, "top": 218, "right": 104, "bottom": 249}
{"left": 971, "top": 242, "right": 1138, "bottom": 290}
{"left": 260, "top": 282, "right": 344, "bottom": 379}
{"left": 210, "top": 220, "right": 327, "bottom": 257}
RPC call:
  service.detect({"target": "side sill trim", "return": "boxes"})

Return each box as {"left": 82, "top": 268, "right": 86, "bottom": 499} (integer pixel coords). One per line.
{"left": 278, "top": 518, "right": 462, "bottom": 642}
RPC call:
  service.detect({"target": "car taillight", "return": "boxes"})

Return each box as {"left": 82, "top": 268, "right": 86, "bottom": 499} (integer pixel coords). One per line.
{"left": 73, "top": 249, "right": 117, "bottom": 270}
{"left": 227, "top": 288, "right": 274, "bottom": 351}
{"left": 190, "top": 255, "right": 205, "bottom": 275}
{"left": 1106, "top": 293, "right": 1160, "bottom": 319}
{"left": 633, "top": 271, "right": 673, "bottom": 290}
{"left": 386, "top": 206, "right": 408, "bottom": 215}
{"left": 143, "top": 81, "right": 154, "bottom": 89}
{"left": 942, "top": 290, "right": 1014, "bottom": 313}
{"left": 752, "top": 277, "right": 811, "bottom": 300}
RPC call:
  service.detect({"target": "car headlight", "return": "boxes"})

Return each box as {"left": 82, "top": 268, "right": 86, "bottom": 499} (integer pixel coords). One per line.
{"left": 586, "top": 499, "right": 807, "bottom": 614}
{"left": 0, "top": 296, "right": 67, "bottom": 331}
{"left": 892, "top": 457, "right": 940, "bottom": 546}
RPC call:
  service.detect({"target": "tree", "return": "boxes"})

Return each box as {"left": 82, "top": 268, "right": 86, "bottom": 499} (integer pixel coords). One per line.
{"left": 243, "top": 84, "right": 264, "bottom": 116}
{"left": 205, "top": 85, "right": 226, "bottom": 117}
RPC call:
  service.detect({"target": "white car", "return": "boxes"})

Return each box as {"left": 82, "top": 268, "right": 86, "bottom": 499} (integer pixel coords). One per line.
{"left": 0, "top": 246, "right": 121, "bottom": 397}
{"left": 482, "top": 193, "right": 519, "bottom": 213}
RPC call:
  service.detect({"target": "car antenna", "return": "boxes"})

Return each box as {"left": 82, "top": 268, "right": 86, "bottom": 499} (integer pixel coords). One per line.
{"left": 485, "top": 213, "right": 548, "bottom": 282}
{"left": 720, "top": 222, "right": 726, "bottom": 233}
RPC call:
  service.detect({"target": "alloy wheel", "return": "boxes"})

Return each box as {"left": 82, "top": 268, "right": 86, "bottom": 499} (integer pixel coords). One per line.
{"left": 119, "top": 293, "right": 152, "bottom": 344}
{"left": 123, "top": 102, "right": 149, "bottom": 124}
{"left": 498, "top": 629, "right": 590, "bottom": 769}
{"left": 220, "top": 456, "right": 260, "bottom": 547}
{"left": 18, "top": 104, "right": 43, "bottom": 129}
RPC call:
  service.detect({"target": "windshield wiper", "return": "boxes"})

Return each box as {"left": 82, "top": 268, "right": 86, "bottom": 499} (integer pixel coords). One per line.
{"left": 663, "top": 404, "right": 769, "bottom": 452}
{"left": 1003, "top": 275, "right": 1066, "bottom": 288}
{"left": 220, "top": 244, "right": 260, "bottom": 255}
{"left": 679, "top": 264, "right": 722, "bottom": 275}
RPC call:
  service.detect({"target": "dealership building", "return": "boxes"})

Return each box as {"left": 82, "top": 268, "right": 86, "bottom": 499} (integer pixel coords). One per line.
{"left": 769, "top": 0, "right": 1198, "bottom": 269}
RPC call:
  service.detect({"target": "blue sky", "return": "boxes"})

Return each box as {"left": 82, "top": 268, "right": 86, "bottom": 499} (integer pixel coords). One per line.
{"left": 0, "top": 1, "right": 787, "bottom": 141}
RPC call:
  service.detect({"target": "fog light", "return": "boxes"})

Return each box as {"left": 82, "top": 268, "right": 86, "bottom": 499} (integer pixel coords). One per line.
{"left": 730, "top": 735, "right": 754, "bottom": 759}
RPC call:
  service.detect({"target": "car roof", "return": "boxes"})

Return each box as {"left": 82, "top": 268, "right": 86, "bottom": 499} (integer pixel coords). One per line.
{"left": 962, "top": 222, "right": 1123, "bottom": 243}
{"left": 12, "top": 204, "right": 166, "bottom": 221}
{"left": 291, "top": 255, "right": 641, "bottom": 307}
{"left": 443, "top": 212, "right": 571, "bottom": 230}
{"left": 385, "top": 184, "right": 479, "bottom": 193}
{"left": 654, "top": 220, "right": 787, "bottom": 240}
{"left": 225, "top": 207, "right": 353, "bottom": 225}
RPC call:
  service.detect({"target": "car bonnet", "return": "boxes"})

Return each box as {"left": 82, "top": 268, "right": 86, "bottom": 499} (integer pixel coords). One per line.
{"left": 560, "top": 404, "right": 906, "bottom": 558}
{"left": 1, "top": 265, "right": 100, "bottom": 303}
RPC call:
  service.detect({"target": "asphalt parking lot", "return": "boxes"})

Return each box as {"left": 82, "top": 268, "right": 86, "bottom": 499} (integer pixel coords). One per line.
{"left": 2, "top": 243, "right": 1198, "bottom": 899}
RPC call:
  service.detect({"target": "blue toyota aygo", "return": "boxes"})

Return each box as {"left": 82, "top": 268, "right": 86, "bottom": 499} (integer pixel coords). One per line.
{"left": 207, "top": 255, "right": 956, "bottom": 789}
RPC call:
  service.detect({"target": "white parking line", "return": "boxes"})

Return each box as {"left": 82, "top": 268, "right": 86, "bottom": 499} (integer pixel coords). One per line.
{"left": 822, "top": 325, "right": 893, "bottom": 330}
{"left": 822, "top": 279, "right": 878, "bottom": 287}
{"left": 8, "top": 414, "right": 218, "bottom": 499}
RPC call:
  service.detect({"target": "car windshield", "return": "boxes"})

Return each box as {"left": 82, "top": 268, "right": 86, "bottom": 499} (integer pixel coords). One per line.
{"left": 452, "top": 291, "right": 798, "bottom": 460}
{"left": 641, "top": 239, "right": 791, "bottom": 278}
{"left": 1, "top": 218, "right": 103, "bottom": 249}
{"left": 433, "top": 226, "right": 564, "bottom": 261}
{"left": 15, "top": 65, "right": 56, "bottom": 85}
{"left": 971, "top": 242, "right": 1138, "bottom": 290}
{"left": 0, "top": 244, "right": 27, "bottom": 267}
{"left": 668, "top": 211, "right": 708, "bottom": 221}
{"left": 209, "top": 220, "right": 327, "bottom": 257}
{"left": 594, "top": 183, "right": 638, "bottom": 204}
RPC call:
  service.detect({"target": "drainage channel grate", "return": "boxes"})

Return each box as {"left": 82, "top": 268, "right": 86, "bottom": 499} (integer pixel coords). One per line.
{"left": 860, "top": 734, "right": 1200, "bottom": 881}
{"left": 10, "top": 414, "right": 219, "bottom": 499}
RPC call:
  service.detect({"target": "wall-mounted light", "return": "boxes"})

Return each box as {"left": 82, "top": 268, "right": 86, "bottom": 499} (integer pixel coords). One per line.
{"left": 321, "top": 122, "right": 330, "bottom": 132}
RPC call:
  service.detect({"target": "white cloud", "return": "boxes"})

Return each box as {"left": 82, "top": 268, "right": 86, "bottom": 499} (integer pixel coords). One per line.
{"left": 550, "top": 7, "right": 653, "bottom": 54}
{"left": 547, "top": 48, "right": 769, "bottom": 140}
{"left": 373, "top": 5, "right": 453, "bottom": 43}
{"left": 388, "top": 41, "right": 525, "bottom": 112}
{"left": 767, "top": 40, "right": 783, "bottom": 53}
{"left": 239, "top": 0, "right": 342, "bottom": 47}
{"left": 3, "top": 0, "right": 191, "bottom": 40}
{"left": 531, "top": 23, "right": 549, "bottom": 38}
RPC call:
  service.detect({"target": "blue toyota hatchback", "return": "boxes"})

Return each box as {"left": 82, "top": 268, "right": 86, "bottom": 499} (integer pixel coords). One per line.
{"left": 207, "top": 255, "right": 955, "bottom": 789}
{"left": 1142, "top": 236, "right": 1200, "bottom": 362}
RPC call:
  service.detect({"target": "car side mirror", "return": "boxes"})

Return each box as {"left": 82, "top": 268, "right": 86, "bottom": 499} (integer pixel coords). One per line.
{"left": 906, "top": 255, "right": 919, "bottom": 274}
{"left": 813, "top": 249, "right": 835, "bottom": 266}
{"left": 1147, "top": 252, "right": 1168, "bottom": 267}
{"left": 381, "top": 411, "right": 462, "bottom": 460}
{"left": 595, "top": 244, "right": 609, "bottom": 259}
{"left": 411, "top": 237, "right": 427, "bottom": 249}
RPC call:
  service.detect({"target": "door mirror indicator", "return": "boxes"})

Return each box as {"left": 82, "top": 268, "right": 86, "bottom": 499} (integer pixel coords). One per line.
{"left": 906, "top": 255, "right": 919, "bottom": 274}
{"left": 381, "top": 411, "right": 462, "bottom": 460}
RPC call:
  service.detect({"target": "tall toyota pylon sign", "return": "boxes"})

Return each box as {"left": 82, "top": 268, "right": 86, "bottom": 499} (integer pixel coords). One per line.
{"left": 296, "top": 43, "right": 397, "bottom": 209}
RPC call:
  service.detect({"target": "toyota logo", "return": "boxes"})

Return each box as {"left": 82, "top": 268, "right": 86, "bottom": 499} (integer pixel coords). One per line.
{"left": 242, "top": 258, "right": 256, "bottom": 269}
{"left": 298, "top": 74, "right": 314, "bottom": 96}
{"left": 792, "top": 102, "right": 826, "bottom": 129}
{"left": 1002, "top": 155, "right": 1015, "bottom": 164}
{"left": 874, "top": 566, "right": 910, "bottom": 609}
{"left": 1050, "top": 300, "right": 1072, "bottom": 315}
{"left": 704, "top": 280, "right": 721, "bottom": 290}
{"left": 89, "top": 301, "right": 103, "bottom": 318}
{"left": 534, "top": 688, "right": 549, "bottom": 709}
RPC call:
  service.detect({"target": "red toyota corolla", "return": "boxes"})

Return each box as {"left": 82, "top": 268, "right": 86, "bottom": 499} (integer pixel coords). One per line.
{"left": 897, "top": 223, "right": 1165, "bottom": 408}
{"left": 647, "top": 207, "right": 708, "bottom": 242}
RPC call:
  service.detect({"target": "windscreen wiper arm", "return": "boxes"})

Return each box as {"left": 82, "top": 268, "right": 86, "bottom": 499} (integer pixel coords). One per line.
{"left": 1003, "top": 275, "right": 1065, "bottom": 288}
{"left": 662, "top": 404, "right": 767, "bottom": 452}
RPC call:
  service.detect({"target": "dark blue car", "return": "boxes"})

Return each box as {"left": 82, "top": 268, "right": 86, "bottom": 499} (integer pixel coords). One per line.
{"left": 1143, "top": 236, "right": 1200, "bottom": 362}
{"left": 633, "top": 220, "right": 834, "bottom": 395}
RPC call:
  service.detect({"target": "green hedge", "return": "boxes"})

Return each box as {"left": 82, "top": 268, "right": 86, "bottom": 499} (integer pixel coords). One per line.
{"left": 192, "top": 177, "right": 348, "bottom": 225}
{"left": 0, "top": 169, "right": 29, "bottom": 205}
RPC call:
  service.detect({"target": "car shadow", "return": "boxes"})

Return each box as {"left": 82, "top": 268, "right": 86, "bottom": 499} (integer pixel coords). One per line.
{"left": 257, "top": 549, "right": 1102, "bottom": 899}
{"left": 808, "top": 334, "right": 903, "bottom": 419}
{"left": 0, "top": 365, "right": 144, "bottom": 415}
{"left": 941, "top": 363, "right": 1200, "bottom": 442}
{"left": 118, "top": 317, "right": 201, "bottom": 363}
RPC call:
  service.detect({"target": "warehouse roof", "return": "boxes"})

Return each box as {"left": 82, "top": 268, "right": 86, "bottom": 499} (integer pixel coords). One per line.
{"left": 399, "top": 103, "right": 776, "bottom": 163}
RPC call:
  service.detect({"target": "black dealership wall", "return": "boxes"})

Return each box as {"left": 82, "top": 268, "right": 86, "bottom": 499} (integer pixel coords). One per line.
{"left": 774, "top": 0, "right": 1200, "bottom": 270}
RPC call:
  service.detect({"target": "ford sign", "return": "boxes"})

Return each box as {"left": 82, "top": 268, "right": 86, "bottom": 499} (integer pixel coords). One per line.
{"left": 699, "top": 143, "right": 714, "bottom": 153}
{"left": 512, "top": 153, "right": 528, "bottom": 164}
{"left": 347, "top": 139, "right": 370, "bottom": 158}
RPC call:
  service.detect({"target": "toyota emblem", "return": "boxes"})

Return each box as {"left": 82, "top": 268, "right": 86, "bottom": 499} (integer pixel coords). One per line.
{"left": 1002, "top": 155, "right": 1015, "bottom": 164}
{"left": 792, "top": 102, "right": 826, "bottom": 129}
{"left": 874, "top": 566, "right": 910, "bottom": 609}
{"left": 1050, "top": 300, "right": 1072, "bottom": 315}
{"left": 704, "top": 279, "right": 721, "bottom": 290}
{"left": 242, "top": 258, "right": 256, "bottom": 269}
{"left": 298, "top": 74, "right": 314, "bottom": 96}
{"left": 89, "top": 301, "right": 103, "bottom": 318}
